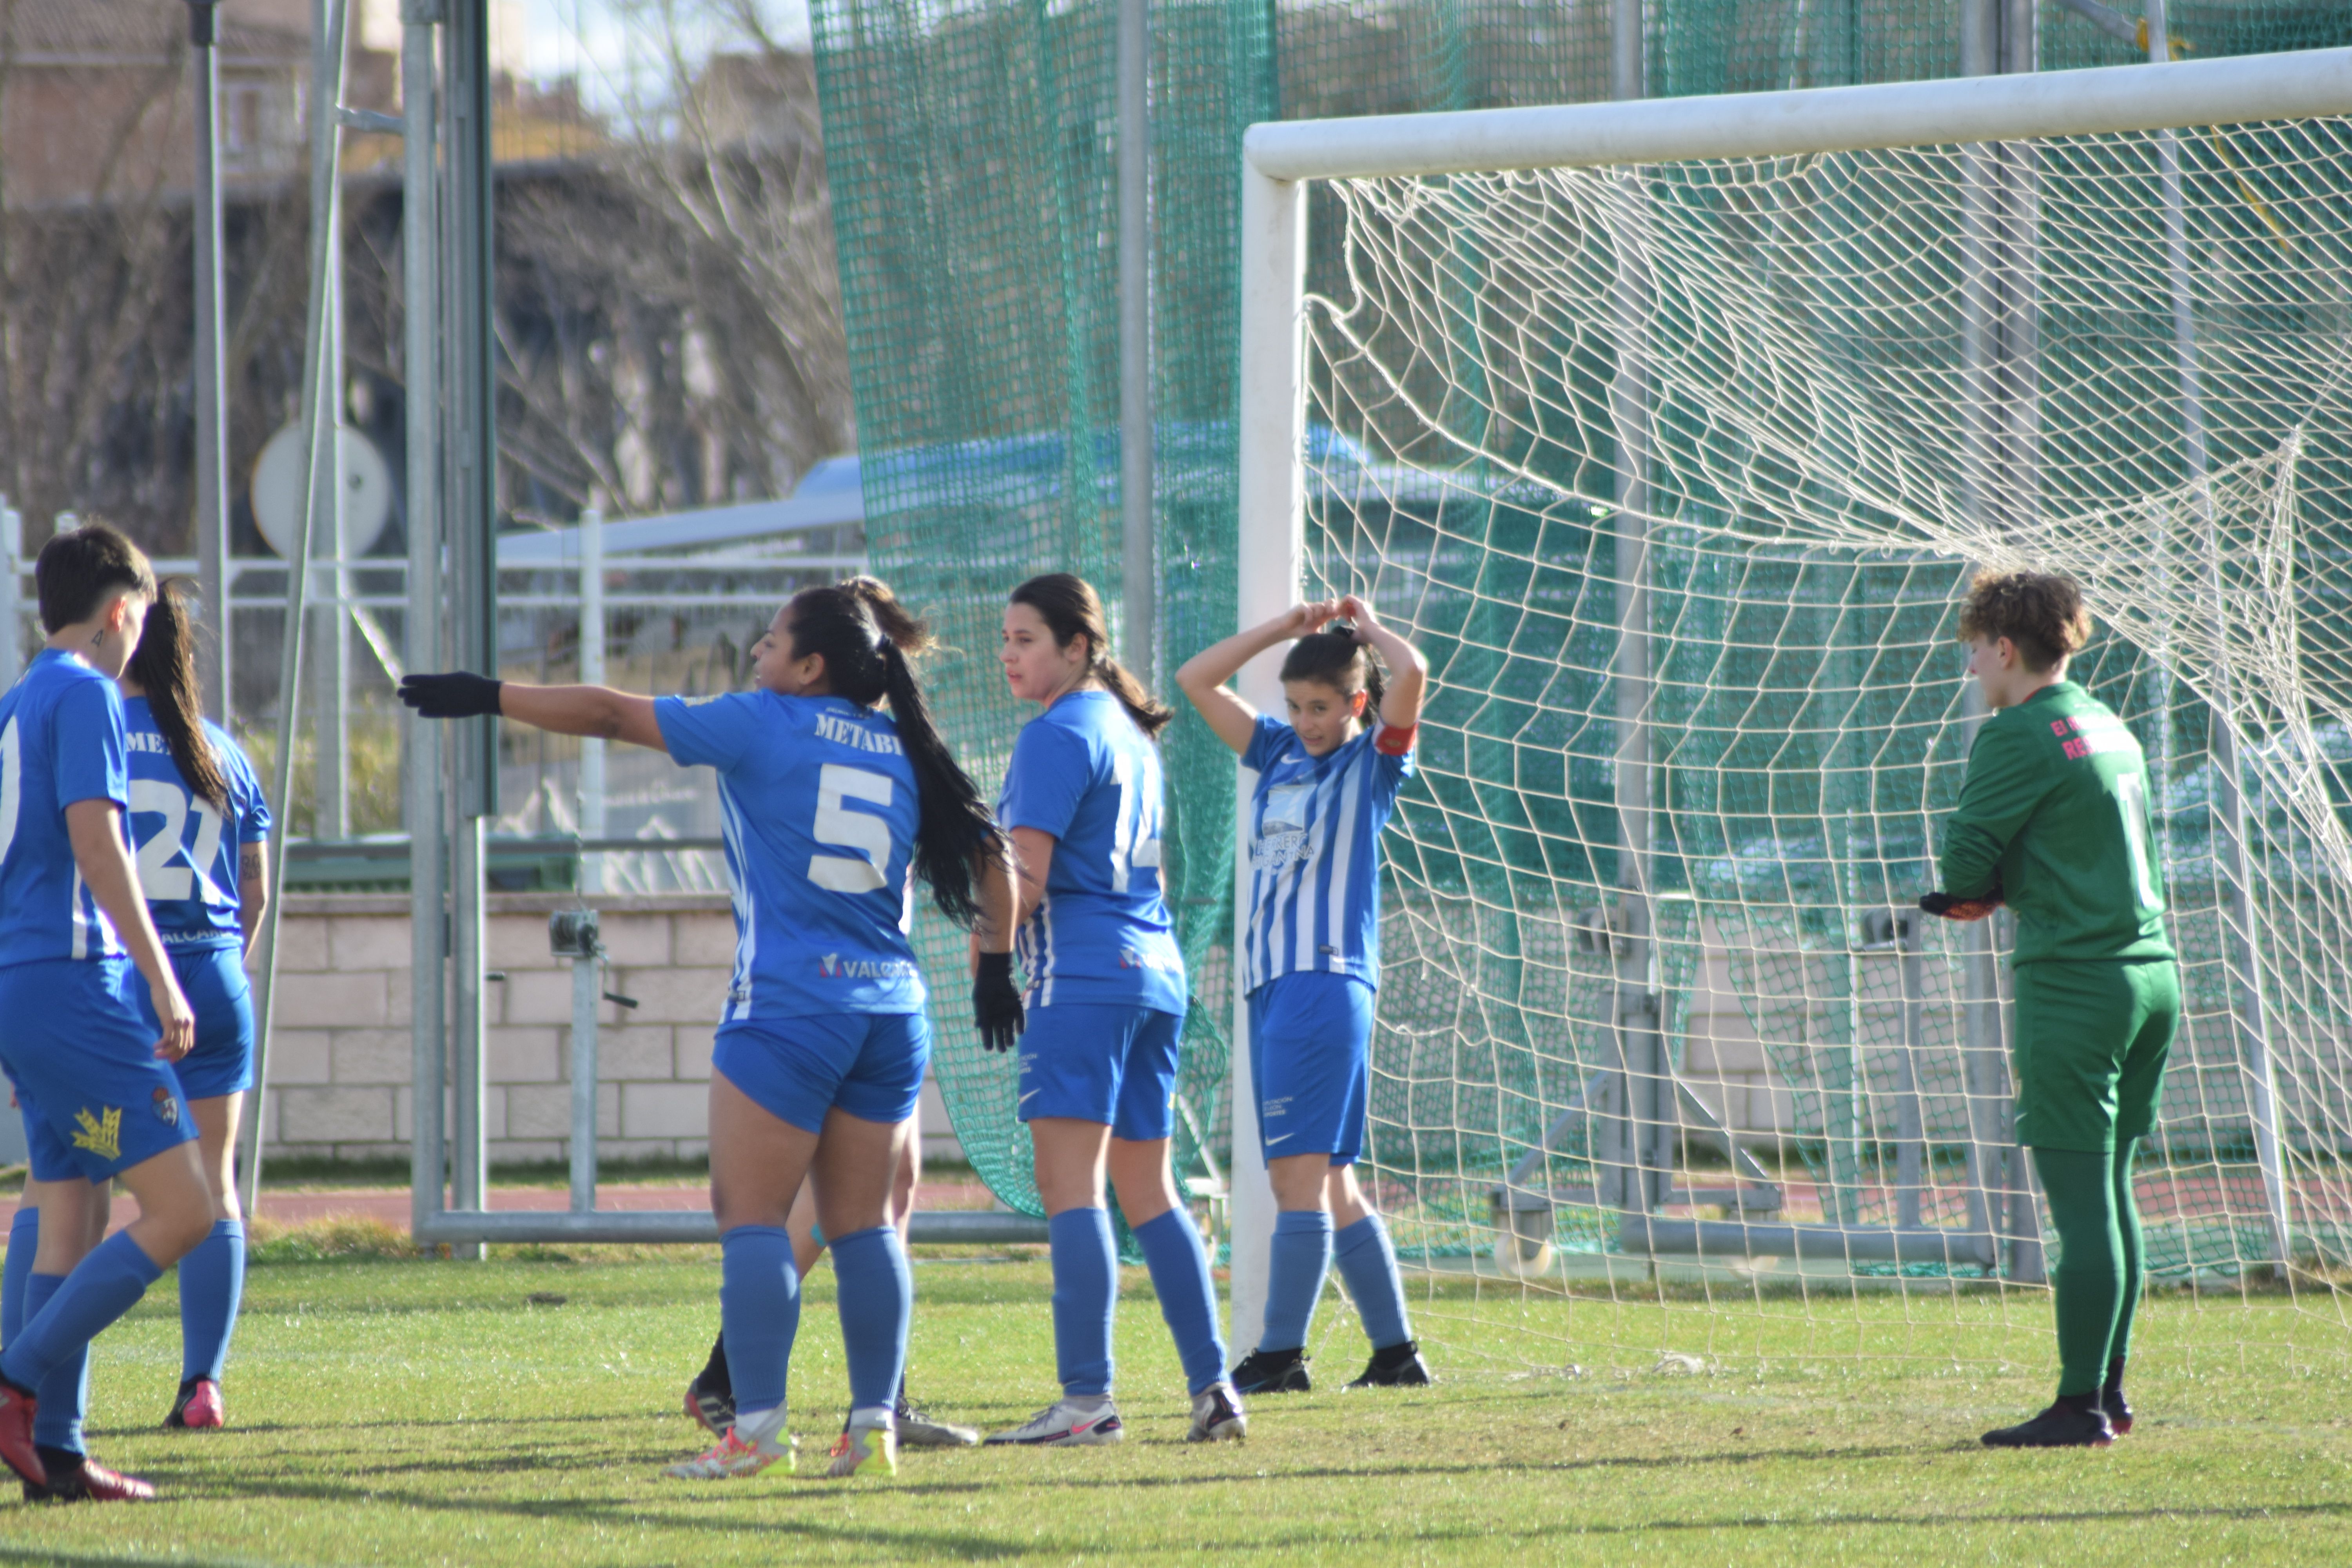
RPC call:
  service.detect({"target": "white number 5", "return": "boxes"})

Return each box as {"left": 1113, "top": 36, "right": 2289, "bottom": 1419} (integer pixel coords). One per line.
{"left": 809, "top": 764, "right": 894, "bottom": 894}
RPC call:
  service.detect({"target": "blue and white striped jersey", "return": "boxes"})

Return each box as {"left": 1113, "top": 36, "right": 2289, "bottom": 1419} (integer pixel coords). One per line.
{"left": 656, "top": 690, "right": 926, "bottom": 1021}
{"left": 0, "top": 649, "right": 133, "bottom": 966}
{"left": 998, "top": 689, "right": 1186, "bottom": 1011}
{"left": 124, "top": 699, "right": 270, "bottom": 951}
{"left": 1240, "top": 715, "right": 1414, "bottom": 996}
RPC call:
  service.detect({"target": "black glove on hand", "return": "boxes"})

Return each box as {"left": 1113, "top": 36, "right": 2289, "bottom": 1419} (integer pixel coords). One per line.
{"left": 1920, "top": 884, "right": 2004, "bottom": 922}
{"left": 400, "top": 671, "right": 503, "bottom": 719}
{"left": 973, "top": 951, "right": 1026, "bottom": 1053}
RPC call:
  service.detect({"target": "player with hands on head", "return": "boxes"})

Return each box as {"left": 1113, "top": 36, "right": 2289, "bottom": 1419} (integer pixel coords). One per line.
{"left": 0, "top": 524, "right": 219, "bottom": 1503}
{"left": 1175, "top": 592, "right": 1432, "bottom": 1395}
{"left": 981, "top": 573, "right": 1245, "bottom": 1448}
{"left": 404, "top": 576, "right": 1014, "bottom": 1481}
{"left": 1932, "top": 570, "right": 2179, "bottom": 1449}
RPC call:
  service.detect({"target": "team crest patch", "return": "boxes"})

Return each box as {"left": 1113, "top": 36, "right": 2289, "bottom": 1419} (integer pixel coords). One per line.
{"left": 153, "top": 1087, "right": 180, "bottom": 1127}
{"left": 71, "top": 1105, "right": 122, "bottom": 1162}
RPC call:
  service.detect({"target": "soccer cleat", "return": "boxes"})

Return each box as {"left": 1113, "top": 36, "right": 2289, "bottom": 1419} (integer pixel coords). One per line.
{"left": 1186, "top": 1382, "right": 1247, "bottom": 1443}
{"left": 25, "top": 1457, "right": 154, "bottom": 1503}
{"left": 164, "top": 1377, "right": 224, "bottom": 1430}
{"left": 685, "top": 1370, "right": 736, "bottom": 1437}
{"left": 663, "top": 1406, "right": 795, "bottom": 1479}
{"left": 2101, "top": 1388, "right": 2134, "bottom": 1436}
{"left": 895, "top": 1391, "right": 979, "bottom": 1448}
{"left": 828, "top": 1415, "right": 899, "bottom": 1478}
{"left": 0, "top": 1383, "right": 43, "bottom": 1488}
{"left": 1229, "top": 1348, "right": 1312, "bottom": 1396}
{"left": 1347, "top": 1340, "right": 1435, "bottom": 1389}
{"left": 1981, "top": 1401, "right": 2116, "bottom": 1448}
{"left": 983, "top": 1398, "right": 1125, "bottom": 1446}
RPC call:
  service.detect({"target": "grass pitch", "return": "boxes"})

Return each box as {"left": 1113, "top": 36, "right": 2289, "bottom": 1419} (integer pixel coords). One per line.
{"left": 0, "top": 1246, "right": 2343, "bottom": 1565}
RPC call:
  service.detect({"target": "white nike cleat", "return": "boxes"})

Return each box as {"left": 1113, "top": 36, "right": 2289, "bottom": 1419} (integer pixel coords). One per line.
{"left": 664, "top": 1403, "right": 795, "bottom": 1479}
{"left": 983, "top": 1397, "right": 1125, "bottom": 1446}
{"left": 1186, "top": 1382, "right": 1247, "bottom": 1443}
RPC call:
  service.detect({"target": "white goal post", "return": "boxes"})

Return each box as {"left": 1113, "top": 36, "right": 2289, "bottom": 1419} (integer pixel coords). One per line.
{"left": 1225, "top": 47, "right": 2352, "bottom": 1354}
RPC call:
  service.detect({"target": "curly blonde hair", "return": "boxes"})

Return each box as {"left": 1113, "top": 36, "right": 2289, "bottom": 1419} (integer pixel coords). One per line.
{"left": 1957, "top": 570, "right": 2092, "bottom": 673}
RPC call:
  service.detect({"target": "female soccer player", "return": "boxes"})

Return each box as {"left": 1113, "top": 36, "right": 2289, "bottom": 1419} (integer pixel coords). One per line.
{"left": 1174, "top": 595, "right": 1431, "bottom": 1393}
{"left": 982, "top": 573, "right": 1245, "bottom": 1447}
{"left": 120, "top": 583, "right": 271, "bottom": 1430}
{"left": 403, "top": 577, "right": 1009, "bottom": 1480}
{"left": 0, "top": 523, "right": 215, "bottom": 1502}
{"left": 1923, "top": 570, "right": 2177, "bottom": 1449}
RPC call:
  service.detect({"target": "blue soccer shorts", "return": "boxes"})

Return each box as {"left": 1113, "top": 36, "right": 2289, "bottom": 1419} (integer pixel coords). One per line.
{"left": 1248, "top": 970, "right": 1375, "bottom": 1167}
{"left": 713, "top": 1011, "right": 930, "bottom": 1134}
{"left": 134, "top": 944, "right": 256, "bottom": 1103}
{"left": 0, "top": 957, "right": 197, "bottom": 1183}
{"left": 1016, "top": 1002, "right": 1185, "bottom": 1143}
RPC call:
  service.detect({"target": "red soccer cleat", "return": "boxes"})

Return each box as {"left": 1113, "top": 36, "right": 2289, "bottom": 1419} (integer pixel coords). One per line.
{"left": 164, "top": 1377, "right": 224, "bottom": 1430}
{"left": 0, "top": 1384, "right": 44, "bottom": 1488}
{"left": 27, "top": 1457, "right": 156, "bottom": 1503}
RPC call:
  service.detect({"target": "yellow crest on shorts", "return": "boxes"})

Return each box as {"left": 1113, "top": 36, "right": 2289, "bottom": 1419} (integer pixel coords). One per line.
{"left": 71, "top": 1105, "right": 122, "bottom": 1162}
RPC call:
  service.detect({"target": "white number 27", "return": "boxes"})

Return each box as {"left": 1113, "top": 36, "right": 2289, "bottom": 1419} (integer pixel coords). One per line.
{"left": 131, "top": 779, "right": 227, "bottom": 904}
{"left": 808, "top": 764, "right": 894, "bottom": 894}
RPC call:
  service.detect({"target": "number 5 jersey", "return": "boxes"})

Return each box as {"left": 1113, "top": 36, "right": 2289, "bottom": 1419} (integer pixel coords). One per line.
{"left": 123, "top": 697, "right": 271, "bottom": 949}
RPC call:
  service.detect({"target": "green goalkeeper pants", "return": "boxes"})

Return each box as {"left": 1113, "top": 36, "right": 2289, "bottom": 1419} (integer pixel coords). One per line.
{"left": 2033, "top": 1141, "right": 2147, "bottom": 1398}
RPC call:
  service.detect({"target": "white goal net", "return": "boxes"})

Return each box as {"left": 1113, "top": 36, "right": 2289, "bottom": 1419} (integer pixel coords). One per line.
{"left": 1235, "top": 56, "right": 2352, "bottom": 1376}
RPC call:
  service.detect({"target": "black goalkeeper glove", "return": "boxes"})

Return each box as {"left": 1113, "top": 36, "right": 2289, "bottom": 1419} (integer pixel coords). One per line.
{"left": 973, "top": 951, "right": 1026, "bottom": 1053}
{"left": 400, "top": 671, "right": 504, "bottom": 719}
{"left": 1920, "top": 884, "right": 2004, "bottom": 922}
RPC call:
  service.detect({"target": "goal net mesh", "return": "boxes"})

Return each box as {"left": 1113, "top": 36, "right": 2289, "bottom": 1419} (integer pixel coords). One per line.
{"left": 1296, "top": 115, "right": 2352, "bottom": 1372}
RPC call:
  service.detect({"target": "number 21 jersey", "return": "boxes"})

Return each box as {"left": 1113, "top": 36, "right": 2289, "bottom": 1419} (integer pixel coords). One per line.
{"left": 0, "top": 649, "right": 134, "bottom": 965}
{"left": 123, "top": 698, "right": 271, "bottom": 949}
{"left": 657, "top": 690, "right": 926, "bottom": 1021}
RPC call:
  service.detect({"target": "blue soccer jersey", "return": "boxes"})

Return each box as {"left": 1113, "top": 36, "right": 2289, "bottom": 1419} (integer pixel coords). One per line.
{"left": 1240, "top": 715, "right": 1414, "bottom": 996}
{"left": 0, "top": 650, "right": 135, "bottom": 966}
{"left": 657, "top": 690, "right": 926, "bottom": 1020}
{"left": 123, "top": 699, "right": 270, "bottom": 951}
{"left": 997, "top": 689, "right": 1185, "bottom": 1011}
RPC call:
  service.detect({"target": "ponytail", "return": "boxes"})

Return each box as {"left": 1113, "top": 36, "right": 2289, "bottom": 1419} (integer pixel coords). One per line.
{"left": 125, "top": 579, "right": 230, "bottom": 814}
{"left": 787, "top": 578, "right": 1004, "bottom": 927}
{"left": 1007, "top": 572, "right": 1172, "bottom": 738}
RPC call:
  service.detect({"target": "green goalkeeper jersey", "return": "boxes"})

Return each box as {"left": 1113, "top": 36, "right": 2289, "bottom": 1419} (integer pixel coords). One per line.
{"left": 1938, "top": 681, "right": 2174, "bottom": 965}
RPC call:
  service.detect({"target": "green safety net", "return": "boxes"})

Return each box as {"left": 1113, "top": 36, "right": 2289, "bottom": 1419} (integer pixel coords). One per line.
{"left": 804, "top": 0, "right": 2352, "bottom": 1279}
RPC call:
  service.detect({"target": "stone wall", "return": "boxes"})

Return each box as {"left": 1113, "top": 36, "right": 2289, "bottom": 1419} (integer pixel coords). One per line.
{"left": 259, "top": 892, "right": 964, "bottom": 1166}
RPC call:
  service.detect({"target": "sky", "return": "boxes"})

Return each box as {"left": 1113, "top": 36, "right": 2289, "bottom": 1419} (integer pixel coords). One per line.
{"left": 517, "top": 0, "right": 809, "bottom": 116}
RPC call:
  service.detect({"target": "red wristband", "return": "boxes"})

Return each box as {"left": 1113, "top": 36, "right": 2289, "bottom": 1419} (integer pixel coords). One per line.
{"left": 1375, "top": 723, "right": 1416, "bottom": 756}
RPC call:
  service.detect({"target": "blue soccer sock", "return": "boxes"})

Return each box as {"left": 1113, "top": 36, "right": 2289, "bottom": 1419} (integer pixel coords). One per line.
{"left": 1049, "top": 1207, "right": 1118, "bottom": 1399}
{"left": 1260, "top": 1209, "right": 1334, "bottom": 1354}
{"left": 1134, "top": 1208, "right": 1226, "bottom": 1396}
{"left": 1334, "top": 1212, "right": 1414, "bottom": 1350}
{"left": 2, "top": 1207, "right": 37, "bottom": 1346}
{"left": 0, "top": 1232, "right": 160, "bottom": 1398}
{"left": 718, "top": 1225, "right": 800, "bottom": 1419}
{"left": 179, "top": 1219, "right": 246, "bottom": 1384}
{"left": 22, "top": 1274, "right": 84, "bottom": 1454}
{"left": 830, "top": 1225, "right": 911, "bottom": 1413}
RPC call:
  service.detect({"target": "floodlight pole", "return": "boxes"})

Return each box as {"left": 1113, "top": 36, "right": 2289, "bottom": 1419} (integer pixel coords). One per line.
{"left": 403, "top": 0, "right": 448, "bottom": 1241}
{"left": 579, "top": 508, "right": 606, "bottom": 892}
{"left": 187, "top": 0, "right": 232, "bottom": 726}
{"left": 1116, "top": 0, "right": 1156, "bottom": 686}
{"left": 1226, "top": 164, "right": 1305, "bottom": 1355}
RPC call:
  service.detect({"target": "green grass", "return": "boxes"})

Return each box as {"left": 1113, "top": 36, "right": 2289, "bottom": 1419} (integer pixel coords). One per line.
{"left": 0, "top": 1252, "right": 2347, "bottom": 1564}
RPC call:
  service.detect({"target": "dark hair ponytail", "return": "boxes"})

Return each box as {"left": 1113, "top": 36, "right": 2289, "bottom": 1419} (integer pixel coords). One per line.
{"left": 1279, "top": 626, "right": 1387, "bottom": 719}
{"left": 125, "top": 579, "right": 230, "bottom": 814}
{"left": 1007, "top": 572, "right": 1172, "bottom": 738}
{"left": 787, "top": 577, "right": 1004, "bottom": 927}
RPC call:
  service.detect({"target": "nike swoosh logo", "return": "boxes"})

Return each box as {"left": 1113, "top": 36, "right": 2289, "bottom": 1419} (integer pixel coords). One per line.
{"left": 1266, "top": 1132, "right": 1294, "bottom": 1144}
{"left": 1018, "top": 1090, "right": 1041, "bottom": 1105}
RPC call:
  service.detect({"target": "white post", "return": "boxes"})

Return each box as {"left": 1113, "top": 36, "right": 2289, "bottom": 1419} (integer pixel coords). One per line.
{"left": 1116, "top": 0, "right": 1156, "bottom": 688}
{"left": 578, "top": 507, "right": 606, "bottom": 893}
{"left": 570, "top": 939, "right": 599, "bottom": 1212}
{"left": 1227, "top": 164, "right": 1305, "bottom": 1355}
{"left": 190, "top": 0, "right": 233, "bottom": 726}
{"left": 0, "top": 501, "right": 19, "bottom": 691}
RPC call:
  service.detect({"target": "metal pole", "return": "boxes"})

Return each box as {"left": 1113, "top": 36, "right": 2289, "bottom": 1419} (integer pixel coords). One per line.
{"left": 1116, "top": 0, "right": 1156, "bottom": 687}
{"left": 0, "top": 501, "right": 20, "bottom": 690}
{"left": 314, "top": 0, "right": 351, "bottom": 840}
{"left": 242, "top": 0, "right": 352, "bottom": 1216}
{"left": 1227, "top": 163, "right": 1306, "bottom": 1355}
{"left": 578, "top": 507, "right": 605, "bottom": 894}
{"left": 403, "top": 0, "right": 447, "bottom": 1241}
{"left": 1894, "top": 914, "right": 1926, "bottom": 1230}
{"left": 569, "top": 943, "right": 600, "bottom": 1212}
{"left": 2142, "top": 0, "right": 2291, "bottom": 1269}
{"left": 187, "top": 0, "right": 232, "bottom": 726}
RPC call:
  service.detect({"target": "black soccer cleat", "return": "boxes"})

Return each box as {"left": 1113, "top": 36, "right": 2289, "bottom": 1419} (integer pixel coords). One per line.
{"left": 2101, "top": 1388, "right": 2133, "bottom": 1436}
{"left": 1981, "top": 1401, "right": 2115, "bottom": 1448}
{"left": 1347, "top": 1339, "right": 1434, "bottom": 1388}
{"left": 685, "top": 1368, "right": 736, "bottom": 1437}
{"left": 1229, "top": 1348, "right": 1312, "bottom": 1395}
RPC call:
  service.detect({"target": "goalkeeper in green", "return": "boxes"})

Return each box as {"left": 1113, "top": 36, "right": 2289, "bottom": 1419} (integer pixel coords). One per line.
{"left": 1926, "top": 570, "right": 2177, "bottom": 1450}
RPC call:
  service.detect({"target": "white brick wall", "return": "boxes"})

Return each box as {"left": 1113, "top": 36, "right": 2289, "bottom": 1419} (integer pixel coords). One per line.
{"left": 260, "top": 892, "right": 966, "bottom": 1166}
